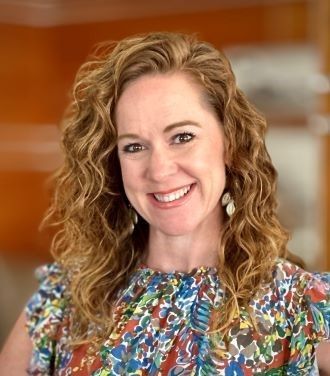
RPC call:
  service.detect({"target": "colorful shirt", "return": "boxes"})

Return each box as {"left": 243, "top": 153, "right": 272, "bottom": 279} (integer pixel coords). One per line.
{"left": 25, "top": 259, "right": 329, "bottom": 375}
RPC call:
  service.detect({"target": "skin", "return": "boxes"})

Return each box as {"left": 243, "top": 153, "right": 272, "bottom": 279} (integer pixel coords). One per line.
{"left": 317, "top": 342, "right": 330, "bottom": 375}
{"left": 0, "top": 311, "right": 32, "bottom": 375}
{"left": 116, "top": 72, "right": 227, "bottom": 273}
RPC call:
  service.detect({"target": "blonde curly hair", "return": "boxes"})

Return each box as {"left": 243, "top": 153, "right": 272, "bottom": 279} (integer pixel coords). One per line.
{"left": 44, "top": 32, "right": 290, "bottom": 345}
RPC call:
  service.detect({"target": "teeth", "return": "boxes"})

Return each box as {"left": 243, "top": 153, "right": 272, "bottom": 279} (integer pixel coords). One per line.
{"left": 154, "top": 185, "right": 191, "bottom": 203}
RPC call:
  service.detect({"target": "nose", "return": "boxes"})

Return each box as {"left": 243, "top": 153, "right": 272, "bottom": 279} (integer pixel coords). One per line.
{"left": 146, "top": 148, "right": 178, "bottom": 182}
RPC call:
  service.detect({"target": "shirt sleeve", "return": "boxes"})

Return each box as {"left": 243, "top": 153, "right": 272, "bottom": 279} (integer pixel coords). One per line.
{"left": 301, "top": 272, "right": 330, "bottom": 342}
{"left": 287, "top": 269, "right": 330, "bottom": 373}
{"left": 25, "top": 263, "right": 68, "bottom": 375}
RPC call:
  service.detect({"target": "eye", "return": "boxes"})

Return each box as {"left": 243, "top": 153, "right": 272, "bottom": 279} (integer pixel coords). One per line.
{"left": 172, "top": 132, "right": 196, "bottom": 144}
{"left": 123, "top": 143, "right": 146, "bottom": 153}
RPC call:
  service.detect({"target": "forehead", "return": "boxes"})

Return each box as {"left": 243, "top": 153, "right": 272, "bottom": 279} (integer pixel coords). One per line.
{"left": 118, "top": 72, "right": 205, "bottom": 103}
{"left": 115, "top": 72, "right": 213, "bottom": 130}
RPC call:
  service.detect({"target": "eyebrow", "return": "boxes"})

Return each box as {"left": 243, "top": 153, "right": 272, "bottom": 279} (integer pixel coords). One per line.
{"left": 117, "top": 120, "right": 202, "bottom": 141}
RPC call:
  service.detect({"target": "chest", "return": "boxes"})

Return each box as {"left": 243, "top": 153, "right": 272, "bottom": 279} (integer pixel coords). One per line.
{"left": 53, "top": 300, "right": 316, "bottom": 376}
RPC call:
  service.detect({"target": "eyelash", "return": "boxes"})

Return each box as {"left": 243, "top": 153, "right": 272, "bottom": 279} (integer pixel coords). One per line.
{"left": 122, "top": 132, "right": 196, "bottom": 153}
{"left": 172, "top": 132, "right": 196, "bottom": 144}
{"left": 122, "top": 143, "right": 146, "bottom": 153}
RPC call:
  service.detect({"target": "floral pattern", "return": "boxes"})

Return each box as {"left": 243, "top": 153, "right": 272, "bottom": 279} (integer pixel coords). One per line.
{"left": 25, "top": 259, "right": 329, "bottom": 375}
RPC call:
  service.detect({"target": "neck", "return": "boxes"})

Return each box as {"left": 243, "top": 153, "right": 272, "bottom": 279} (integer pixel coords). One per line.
{"left": 144, "top": 220, "right": 222, "bottom": 273}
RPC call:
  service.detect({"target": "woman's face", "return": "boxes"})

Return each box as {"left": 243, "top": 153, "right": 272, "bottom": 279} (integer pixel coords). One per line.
{"left": 116, "top": 72, "right": 227, "bottom": 236}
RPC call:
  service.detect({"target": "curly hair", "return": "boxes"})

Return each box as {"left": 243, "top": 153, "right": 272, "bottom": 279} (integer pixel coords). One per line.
{"left": 43, "top": 32, "right": 290, "bottom": 346}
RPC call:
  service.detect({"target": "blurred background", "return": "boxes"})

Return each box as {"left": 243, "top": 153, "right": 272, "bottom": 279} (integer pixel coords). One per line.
{"left": 0, "top": 0, "right": 329, "bottom": 346}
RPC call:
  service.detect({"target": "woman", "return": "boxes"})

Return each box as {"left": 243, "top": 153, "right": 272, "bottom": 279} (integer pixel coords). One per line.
{"left": 1, "top": 32, "right": 329, "bottom": 375}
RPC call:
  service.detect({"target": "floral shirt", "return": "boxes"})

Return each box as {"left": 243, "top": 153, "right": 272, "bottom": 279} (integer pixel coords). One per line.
{"left": 25, "top": 259, "right": 329, "bottom": 375}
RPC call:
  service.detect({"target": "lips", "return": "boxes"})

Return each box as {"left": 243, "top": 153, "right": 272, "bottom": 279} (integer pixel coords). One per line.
{"left": 153, "top": 184, "right": 192, "bottom": 203}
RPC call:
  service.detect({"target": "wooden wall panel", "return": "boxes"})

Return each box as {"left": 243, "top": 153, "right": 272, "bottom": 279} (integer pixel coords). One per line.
{"left": 0, "top": 172, "right": 51, "bottom": 261}
{"left": 0, "top": 2, "right": 309, "bottom": 124}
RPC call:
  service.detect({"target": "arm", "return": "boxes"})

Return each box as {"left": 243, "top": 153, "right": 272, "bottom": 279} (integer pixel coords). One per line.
{"left": 317, "top": 341, "right": 330, "bottom": 376}
{"left": 0, "top": 310, "right": 32, "bottom": 375}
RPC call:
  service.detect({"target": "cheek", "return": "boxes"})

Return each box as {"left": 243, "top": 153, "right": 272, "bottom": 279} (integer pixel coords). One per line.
{"left": 120, "top": 171, "right": 137, "bottom": 206}
{"left": 203, "top": 142, "right": 227, "bottom": 189}
{"left": 193, "top": 140, "right": 226, "bottom": 171}
{"left": 119, "top": 160, "right": 141, "bottom": 194}
{"left": 118, "top": 161, "right": 132, "bottom": 190}
{"left": 211, "top": 140, "right": 226, "bottom": 170}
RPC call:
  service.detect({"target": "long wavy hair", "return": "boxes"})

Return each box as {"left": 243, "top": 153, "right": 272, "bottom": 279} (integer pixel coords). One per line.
{"left": 44, "top": 32, "right": 290, "bottom": 346}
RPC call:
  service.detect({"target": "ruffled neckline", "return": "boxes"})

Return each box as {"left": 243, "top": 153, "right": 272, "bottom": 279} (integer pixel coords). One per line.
{"left": 136, "top": 263, "right": 219, "bottom": 278}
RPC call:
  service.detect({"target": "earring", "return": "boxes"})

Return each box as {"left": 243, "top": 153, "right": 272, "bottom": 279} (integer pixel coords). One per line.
{"left": 221, "top": 192, "right": 235, "bottom": 217}
{"left": 128, "top": 205, "right": 138, "bottom": 233}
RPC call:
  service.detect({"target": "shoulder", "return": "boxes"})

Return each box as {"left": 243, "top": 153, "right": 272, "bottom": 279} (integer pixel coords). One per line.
{"left": 26, "top": 262, "right": 68, "bottom": 331}
{"left": 272, "top": 258, "right": 329, "bottom": 297}
{"left": 34, "top": 262, "right": 66, "bottom": 286}
{"left": 25, "top": 262, "right": 70, "bottom": 374}
{"left": 271, "top": 258, "right": 329, "bottom": 341}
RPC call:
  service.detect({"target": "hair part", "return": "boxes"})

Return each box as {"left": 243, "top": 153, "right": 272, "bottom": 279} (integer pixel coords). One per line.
{"left": 43, "top": 31, "right": 290, "bottom": 347}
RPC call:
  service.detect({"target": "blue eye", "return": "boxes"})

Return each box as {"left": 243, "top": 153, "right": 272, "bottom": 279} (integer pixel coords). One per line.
{"left": 123, "top": 143, "right": 145, "bottom": 153}
{"left": 172, "top": 132, "right": 195, "bottom": 144}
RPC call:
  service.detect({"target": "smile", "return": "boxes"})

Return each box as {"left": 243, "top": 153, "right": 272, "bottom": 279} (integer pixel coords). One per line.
{"left": 153, "top": 184, "right": 192, "bottom": 203}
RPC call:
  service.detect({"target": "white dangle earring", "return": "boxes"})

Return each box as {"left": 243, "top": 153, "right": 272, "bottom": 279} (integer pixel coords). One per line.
{"left": 221, "top": 192, "right": 236, "bottom": 217}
